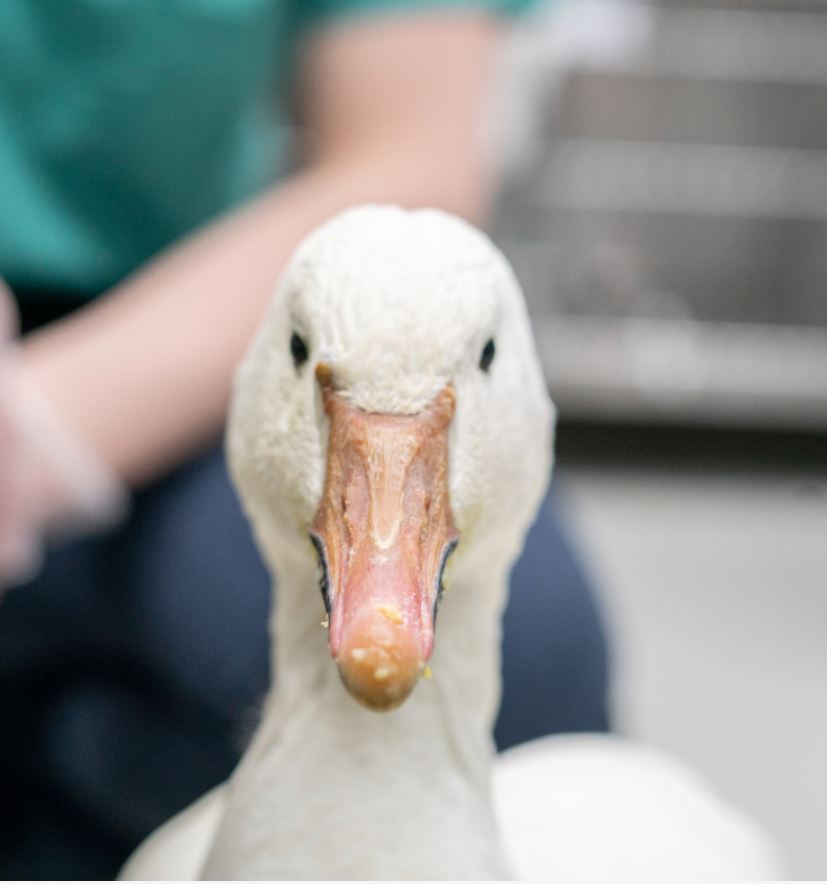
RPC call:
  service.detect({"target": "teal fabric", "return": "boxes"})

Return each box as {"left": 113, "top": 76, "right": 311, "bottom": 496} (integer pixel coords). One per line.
{"left": 0, "top": 0, "right": 535, "bottom": 299}
{"left": 297, "top": 0, "right": 536, "bottom": 28}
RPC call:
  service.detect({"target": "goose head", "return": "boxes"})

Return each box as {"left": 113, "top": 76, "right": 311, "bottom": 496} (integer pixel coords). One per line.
{"left": 228, "top": 206, "right": 553, "bottom": 712}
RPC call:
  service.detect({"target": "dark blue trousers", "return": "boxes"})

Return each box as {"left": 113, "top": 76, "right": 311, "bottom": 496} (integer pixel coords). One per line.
{"left": 0, "top": 447, "right": 609, "bottom": 879}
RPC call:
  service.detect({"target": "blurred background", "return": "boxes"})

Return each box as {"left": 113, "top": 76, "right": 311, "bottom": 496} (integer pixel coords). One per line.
{"left": 492, "top": 0, "right": 826, "bottom": 877}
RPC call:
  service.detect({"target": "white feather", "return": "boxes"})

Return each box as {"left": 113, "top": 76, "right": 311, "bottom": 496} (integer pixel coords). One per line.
{"left": 121, "top": 206, "right": 782, "bottom": 880}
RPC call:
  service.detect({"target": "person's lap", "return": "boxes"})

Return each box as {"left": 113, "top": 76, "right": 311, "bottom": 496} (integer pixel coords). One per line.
{"left": 0, "top": 446, "right": 609, "bottom": 878}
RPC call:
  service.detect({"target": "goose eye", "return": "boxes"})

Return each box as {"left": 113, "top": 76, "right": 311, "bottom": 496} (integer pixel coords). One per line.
{"left": 290, "top": 332, "right": 309, "bottom": 369}
{"left": 479, "top": 338, "right": 496, "bottom": 373}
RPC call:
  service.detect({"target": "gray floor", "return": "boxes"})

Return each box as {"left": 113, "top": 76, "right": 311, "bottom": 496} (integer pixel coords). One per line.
{"left": 559, "top": 464, "right": 827, "bottom": 879}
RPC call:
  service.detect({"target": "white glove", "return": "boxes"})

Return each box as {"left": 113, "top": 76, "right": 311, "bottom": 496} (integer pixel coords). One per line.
{"left": 0, "top": 281, "right": 129, "bottom": 587}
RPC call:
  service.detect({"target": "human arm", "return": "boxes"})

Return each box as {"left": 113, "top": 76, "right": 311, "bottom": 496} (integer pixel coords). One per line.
{"left": 20, "top": 11, "right": 499, "bottom": 488}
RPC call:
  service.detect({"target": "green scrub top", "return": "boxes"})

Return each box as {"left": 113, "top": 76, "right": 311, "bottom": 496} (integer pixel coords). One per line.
{"left": 0, "top": 0, "right": 534, "bottom": 299}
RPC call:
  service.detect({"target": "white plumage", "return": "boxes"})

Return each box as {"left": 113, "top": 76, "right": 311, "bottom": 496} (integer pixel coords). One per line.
{"left": 121, "top": 206, "right": 782, "bottom": 880}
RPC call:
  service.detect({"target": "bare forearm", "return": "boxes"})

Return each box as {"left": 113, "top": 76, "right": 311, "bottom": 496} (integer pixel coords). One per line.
{"left": 23, "top": 142, "right": 489, "bottom": 486}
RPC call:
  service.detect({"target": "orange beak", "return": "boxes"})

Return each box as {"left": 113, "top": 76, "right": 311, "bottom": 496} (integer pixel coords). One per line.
{"left": 311, "top": 364, "right": 458, "bottom": 711}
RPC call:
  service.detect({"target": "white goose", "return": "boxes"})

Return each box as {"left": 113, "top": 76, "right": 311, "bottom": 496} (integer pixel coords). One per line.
{"left": 121, "top": 206, "right": 782, "bottom": 880}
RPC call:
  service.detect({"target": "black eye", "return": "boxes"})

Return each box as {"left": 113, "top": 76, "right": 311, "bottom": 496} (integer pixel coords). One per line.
{"left": 479, "top": 338, "right": 495, "bottom": 373}
{"left": 290, "top": 332, "right": 309, "bottom": 368}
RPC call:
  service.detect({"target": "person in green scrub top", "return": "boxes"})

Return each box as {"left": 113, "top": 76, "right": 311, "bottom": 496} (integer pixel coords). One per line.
{"left": 0, "top": 1, "right": 609, "bottom": 878}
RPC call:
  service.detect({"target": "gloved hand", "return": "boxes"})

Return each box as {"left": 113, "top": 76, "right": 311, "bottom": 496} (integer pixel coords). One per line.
{"left": 0, "top": 280, "right": 128, "bottom": 587}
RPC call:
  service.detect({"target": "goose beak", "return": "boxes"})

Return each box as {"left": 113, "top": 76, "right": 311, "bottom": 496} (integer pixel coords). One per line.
{"left": 311, "top": 365, "right": 458, "bottom": 711}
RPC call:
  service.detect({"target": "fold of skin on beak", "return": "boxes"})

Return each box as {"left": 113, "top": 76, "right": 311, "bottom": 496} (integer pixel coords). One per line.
{"left": 311, "top": 364, "right": 459, "bottom": 711}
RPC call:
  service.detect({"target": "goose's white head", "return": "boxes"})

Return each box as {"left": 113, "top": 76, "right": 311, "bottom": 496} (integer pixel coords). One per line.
{"left": 228, "top": 206, "right": 553, "bottom": 711}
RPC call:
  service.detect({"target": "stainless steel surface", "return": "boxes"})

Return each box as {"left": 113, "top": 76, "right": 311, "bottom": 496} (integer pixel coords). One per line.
{"left": 535, "top": 315, "right": 827, "bottom": 428}
{"left": 495, "top": 0, "right": 827, "bottom": 428}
